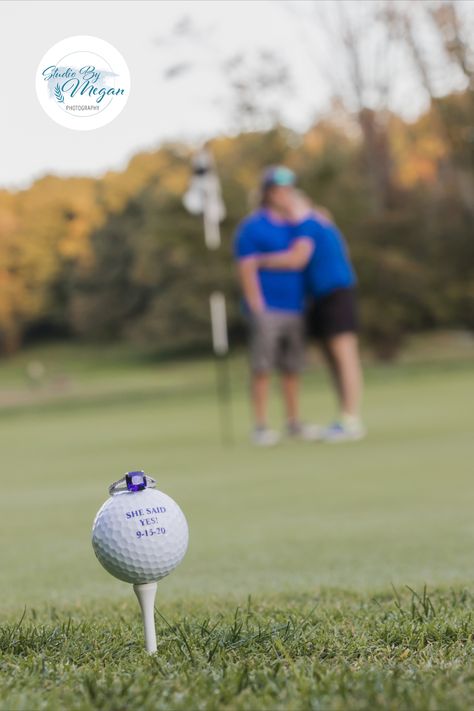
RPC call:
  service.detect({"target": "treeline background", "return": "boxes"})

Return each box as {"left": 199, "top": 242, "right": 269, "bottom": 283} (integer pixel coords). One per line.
{"left": 0, "top": 1, "right": 473, "bottom": 359}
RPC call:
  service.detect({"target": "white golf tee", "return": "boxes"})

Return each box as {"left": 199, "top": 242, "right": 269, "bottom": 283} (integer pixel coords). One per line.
{"left": 133, "top": 582, "right": 158, "bottom": 654}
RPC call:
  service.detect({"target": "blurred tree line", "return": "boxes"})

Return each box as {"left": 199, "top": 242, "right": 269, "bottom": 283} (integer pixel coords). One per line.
{"left": 0, "top": 0, "right": 473, "bottom": 359}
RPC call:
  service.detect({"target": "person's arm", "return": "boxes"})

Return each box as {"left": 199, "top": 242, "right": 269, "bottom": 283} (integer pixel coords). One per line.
{"left": 237, "top": 257, "right": 265, "bottom": 314}
{"left": 258, "top": 238, "right": 314, "bottom": 270}
{"left": 234, "top": 222, "right": 265, "bottom": 314}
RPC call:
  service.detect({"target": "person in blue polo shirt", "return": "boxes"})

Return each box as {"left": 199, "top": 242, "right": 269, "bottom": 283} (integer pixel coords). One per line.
{"left": 234, "top": 167, "right": 319, "bottom": 446}
{"left": 257, "top": 191, "right": 365, "bottom": 442}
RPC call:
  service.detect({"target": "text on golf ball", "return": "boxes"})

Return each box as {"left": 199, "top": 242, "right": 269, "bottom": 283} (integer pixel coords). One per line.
{"left": 136, "top": 528, "right": 166, "bottom": 538}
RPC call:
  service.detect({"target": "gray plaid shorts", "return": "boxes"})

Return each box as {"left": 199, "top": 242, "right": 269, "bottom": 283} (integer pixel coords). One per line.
{"left": 249, "top": 311, "right": 304, "bottom": 374}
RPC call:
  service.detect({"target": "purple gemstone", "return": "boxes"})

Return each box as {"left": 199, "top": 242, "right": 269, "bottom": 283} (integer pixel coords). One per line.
{"left": 126, "top": 471, "right": 147, "bottom": 492}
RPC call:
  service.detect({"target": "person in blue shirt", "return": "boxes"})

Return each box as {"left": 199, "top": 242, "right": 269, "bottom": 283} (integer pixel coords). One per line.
{"left": 258, "top": 191, "right": 365, "bottom": 442}
{"left": 234, "top": 167, "right": 320, "bottom": 446}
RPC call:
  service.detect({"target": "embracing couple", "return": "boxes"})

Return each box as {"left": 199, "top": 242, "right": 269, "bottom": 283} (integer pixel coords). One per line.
{"left": 234, "top": 166, "right": 365, "bottom": 446}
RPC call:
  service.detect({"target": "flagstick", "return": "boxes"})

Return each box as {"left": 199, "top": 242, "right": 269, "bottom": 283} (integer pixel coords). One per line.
{"left": 204, "top": 203, "right": 221, "bottom": 249}
{"left": 183, "top": 147, "right": 233, "bottom": 445}
{"left": 214, "top": 350, "right": 233, "bottom": 444}
{"left": 210, "top": 291, "right": 233, "bottom": 444}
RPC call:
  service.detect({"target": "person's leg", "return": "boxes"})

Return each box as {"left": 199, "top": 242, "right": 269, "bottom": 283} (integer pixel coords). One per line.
{"left": 275, "top": 314, "right": 304, "bottom": 426}
{"left": 281, "top": 372, "right": 299, "bottom": 425}
{"left": 249, "top": 313, "right": 273, "bottom": 428}
{"left": 320, "top": 339, "right": 342, "bottom": 402}
{"left": 280, "top": 332, "right": 321, "bottom": 440}
{"left": 277, "top": 314, "right": 319, "bottom": 440}
{"left": 324, "top": 332, "right": 362, "bottom": 418}
{"left": 251, "top": 369, "right": 280, "bottom": 445}
{"left": 251, "top": 371, "right": 270, "bottom": 428}
{"left": 248, "top": 313, "right": 280, "bottom": 445}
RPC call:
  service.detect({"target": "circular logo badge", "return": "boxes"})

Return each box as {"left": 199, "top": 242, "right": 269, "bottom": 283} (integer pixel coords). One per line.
{"left": 36, "top": 36, "right": 130, "bottom": 131}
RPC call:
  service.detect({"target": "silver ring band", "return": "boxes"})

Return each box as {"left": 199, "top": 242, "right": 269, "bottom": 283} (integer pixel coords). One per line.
{"left": 109, "top": 471, "right": 157, "bottom": 496}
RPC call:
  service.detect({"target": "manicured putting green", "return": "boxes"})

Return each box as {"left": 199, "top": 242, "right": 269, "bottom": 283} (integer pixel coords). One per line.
{"left": 0, "top": 348, "right": 473, "bottom": 612}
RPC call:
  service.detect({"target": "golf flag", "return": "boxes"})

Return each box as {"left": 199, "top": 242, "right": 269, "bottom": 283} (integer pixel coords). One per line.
{"left": 183, "top": 146, "right": 226, "bottom": 249}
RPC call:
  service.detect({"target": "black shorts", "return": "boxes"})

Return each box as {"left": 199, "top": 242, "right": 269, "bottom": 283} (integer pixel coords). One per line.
{"left": 306, "top": 288, "right": 358, "bottom": 339}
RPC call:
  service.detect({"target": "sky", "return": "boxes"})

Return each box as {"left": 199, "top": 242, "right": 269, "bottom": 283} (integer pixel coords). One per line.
{"left": 0, "top": 0, "right": 470, "bottom": 190}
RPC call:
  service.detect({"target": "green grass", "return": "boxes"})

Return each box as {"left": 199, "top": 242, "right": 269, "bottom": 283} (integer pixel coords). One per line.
{"left": 2, "top": 589, "right": 474, "bottom": 711}
{"left": 0, "top": 341, "right": 473, "bottom": 709}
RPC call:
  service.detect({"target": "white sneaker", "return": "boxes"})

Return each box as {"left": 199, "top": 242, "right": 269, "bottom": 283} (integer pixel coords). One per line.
{"left": 321, "top": 417, "right": 366, "bottom": 443}
{"left": 252, "top": 427, "right": 281, "bottom": 447}
{"left": 286, "top": 421, "right": 323, "bottom": 442}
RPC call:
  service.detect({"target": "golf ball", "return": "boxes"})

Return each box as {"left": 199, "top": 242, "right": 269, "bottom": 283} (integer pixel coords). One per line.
{"left": 92, "top": 488, "right": 188, "bottom": 584}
